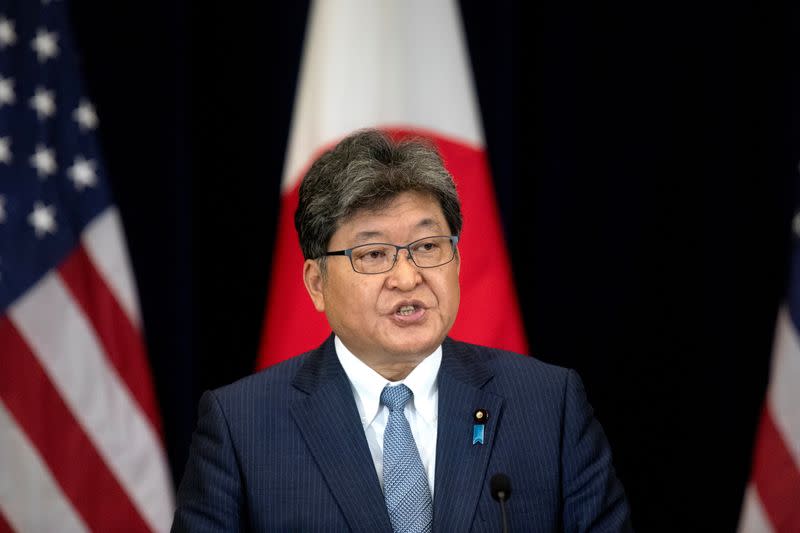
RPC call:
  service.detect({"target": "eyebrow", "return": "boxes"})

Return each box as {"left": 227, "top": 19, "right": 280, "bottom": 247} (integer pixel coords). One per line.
{"left": 351, "top": 218, "right": 443, "bottom": 244}
{"left": 352, "top": 230, "right": 384, "bottom": 244}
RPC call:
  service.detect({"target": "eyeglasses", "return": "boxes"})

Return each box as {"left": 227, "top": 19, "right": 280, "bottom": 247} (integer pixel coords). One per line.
{"left": 322, "top": 235, "right": 459, "bottom": 274}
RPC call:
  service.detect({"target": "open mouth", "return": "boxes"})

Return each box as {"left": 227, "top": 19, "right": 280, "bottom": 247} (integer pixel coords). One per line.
{"left": 397, "top": 305, "right": 417, "bottom": 316}
{"left": 392, "top": 301, "right": 426, "bottom": 320}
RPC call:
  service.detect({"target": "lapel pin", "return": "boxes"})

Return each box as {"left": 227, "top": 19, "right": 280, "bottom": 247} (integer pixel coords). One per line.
{"left": 473, "top": 409, "right": 488, "bottom": 445}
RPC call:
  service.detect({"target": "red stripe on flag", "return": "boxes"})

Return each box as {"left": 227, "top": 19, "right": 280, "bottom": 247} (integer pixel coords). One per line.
{"left": 752, "top": 407, "right": 800, "bottom": 532}
{"left": 58, "top": 245, "right": 163, "bottom": 437}
{"left": 0, "top": 317, "right": 153, "bottom": 533}
{"left": 0, "top": 510, "right": 13, "bottom": 533}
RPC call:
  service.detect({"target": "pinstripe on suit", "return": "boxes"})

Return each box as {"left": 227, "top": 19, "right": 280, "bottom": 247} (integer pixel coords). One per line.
{"left": 172, "top": 336, "right": 633, "bottom": 532}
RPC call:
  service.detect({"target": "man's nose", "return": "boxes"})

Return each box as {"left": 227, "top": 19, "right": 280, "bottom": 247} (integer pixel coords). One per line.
{"left": 389, "top": 250, "right": 421, "bottom": 289}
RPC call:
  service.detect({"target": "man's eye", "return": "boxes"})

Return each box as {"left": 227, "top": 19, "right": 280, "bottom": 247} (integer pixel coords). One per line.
{"left": 413, "top": 241, "right": 438, "bottom": 253}
{"left": 356, "top": 249, "right": 387, "bottom": 261}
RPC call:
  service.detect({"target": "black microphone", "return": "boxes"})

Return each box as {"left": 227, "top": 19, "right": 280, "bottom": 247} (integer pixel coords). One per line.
{"left": 490, "top": 473, "right": 512, "bottom": 533}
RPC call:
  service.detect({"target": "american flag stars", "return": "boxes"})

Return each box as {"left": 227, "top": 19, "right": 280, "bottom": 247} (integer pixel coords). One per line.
{"left": 73, "top": 99, "right": 98, "bottom": 130}
{"left": 0, "top": 16, "right": 16, "bottom": 48}
{"left": 0, "top": 75, "right": 15, "bottom": 106}
{"left": 31, "top": 27, "right": 58, "bottom": 62}
{"left": 68, "top": 156, "right": 97, "bottom": 190}
{"left": 0, "top": 137, "right": 11, "bottom": 164}
{"left": 29, "top": 144, "right": 56, "bottom": 177}
{"left": 27, "top": 201, "right": 56, "bottom": 238}
{"left": 0, "top": 14, "right": 104, "bottom": 246}
{"left": 792, "top": 210, "right": 800, "bottom": 238}
{"left": 30, "top": 86, "right": 56, "bottom": 120}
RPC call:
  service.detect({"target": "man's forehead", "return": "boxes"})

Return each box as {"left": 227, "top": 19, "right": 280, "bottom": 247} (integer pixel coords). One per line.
{"left": 335, "top": 194, "right": 449, "bottom": 243}
{"left": 350, "top": 218, "right": 444, "bottom": 243}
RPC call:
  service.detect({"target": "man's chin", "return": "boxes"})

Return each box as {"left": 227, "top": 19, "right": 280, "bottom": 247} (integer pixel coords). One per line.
{"left": 382, "top": 335, "right": 444, "bottom": 359}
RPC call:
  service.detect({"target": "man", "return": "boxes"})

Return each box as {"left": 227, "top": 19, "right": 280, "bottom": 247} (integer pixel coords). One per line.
{"left": 172, "top": 129, "right": 633, "bottom": 532}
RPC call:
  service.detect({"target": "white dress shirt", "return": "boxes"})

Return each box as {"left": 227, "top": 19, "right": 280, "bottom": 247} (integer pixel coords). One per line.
{"left": 334, "top": 336, "right": 440, "bottom": 497}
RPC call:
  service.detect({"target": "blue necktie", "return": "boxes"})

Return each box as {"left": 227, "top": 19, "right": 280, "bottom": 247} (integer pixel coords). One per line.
{"left": 381, "top": 384, "right": 433, "bottom": 533}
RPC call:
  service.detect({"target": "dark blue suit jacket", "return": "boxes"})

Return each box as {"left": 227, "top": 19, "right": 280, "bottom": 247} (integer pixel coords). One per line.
{"left": 172, "top": 337, "right": 633, "bottom": 532}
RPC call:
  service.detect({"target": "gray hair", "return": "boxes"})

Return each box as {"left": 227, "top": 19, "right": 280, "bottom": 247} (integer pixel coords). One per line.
{"left": 294, "top": 129, "right": 463, "bottom": 263}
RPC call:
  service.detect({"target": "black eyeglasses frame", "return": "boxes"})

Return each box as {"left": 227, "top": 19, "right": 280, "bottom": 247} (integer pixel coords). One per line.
{"left": 321, "top": 235, "right": 460, "bottom": 274}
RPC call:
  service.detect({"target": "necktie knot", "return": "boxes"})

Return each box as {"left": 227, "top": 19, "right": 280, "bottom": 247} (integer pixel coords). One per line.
{"left": 381, "top": 384, "right": 412, "bottom": 412}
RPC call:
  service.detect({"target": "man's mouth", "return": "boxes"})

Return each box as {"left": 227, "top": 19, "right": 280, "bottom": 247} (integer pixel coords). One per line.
{"left": 391, "top": 301, "right": 427, "bottom": 322}
{"left": 397, "top": 305, "right": 417, "bottom": 316}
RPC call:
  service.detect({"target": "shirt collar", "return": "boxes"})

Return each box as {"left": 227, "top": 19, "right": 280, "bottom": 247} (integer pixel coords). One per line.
{"left": 335, "top": 336, "right": 441, "bottom": 428}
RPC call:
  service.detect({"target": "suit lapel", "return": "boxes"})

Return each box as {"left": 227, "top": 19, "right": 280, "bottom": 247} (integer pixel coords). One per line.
{"left": 433, "top": 340, "right": 504, "bottom": 533}
{"left": 290, "top": 337, "right": 393, "bottom": 532}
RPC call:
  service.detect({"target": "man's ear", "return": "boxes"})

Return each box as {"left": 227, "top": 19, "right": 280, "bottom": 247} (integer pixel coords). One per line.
{"left": 303, "top": 259, "right": 326, "bottom": 312}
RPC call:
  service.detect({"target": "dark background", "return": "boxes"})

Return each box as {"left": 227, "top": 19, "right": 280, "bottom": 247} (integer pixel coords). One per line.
{"left": 69, "top": 2, "right": 799, "bottom": 532}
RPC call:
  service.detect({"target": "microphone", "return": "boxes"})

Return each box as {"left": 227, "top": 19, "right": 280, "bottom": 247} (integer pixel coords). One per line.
{"left": 490, "top": 473, "right": 512, "bottom": 533}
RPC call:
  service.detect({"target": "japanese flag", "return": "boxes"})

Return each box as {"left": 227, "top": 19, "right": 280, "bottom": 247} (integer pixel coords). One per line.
{"left": 257, "top": 0, "right": 527, "bottom": 367}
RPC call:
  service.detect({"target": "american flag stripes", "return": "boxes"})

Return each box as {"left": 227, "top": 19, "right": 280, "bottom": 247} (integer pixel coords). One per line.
{"left": 738, "top": 206, "right": 800, "bottom": 532}
{"left": 0, "top": 1, "right": 173, "bottom": 531}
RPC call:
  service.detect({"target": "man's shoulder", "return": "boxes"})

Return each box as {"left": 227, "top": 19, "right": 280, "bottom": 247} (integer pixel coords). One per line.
{"left": 448, "top": 338, "right": 569, "bottom": 375}
{"left": 446, "top": 339, "right": 574, "bottom": 396}
{"left": 210, "top": 350, "right": 312, "bottom": 405}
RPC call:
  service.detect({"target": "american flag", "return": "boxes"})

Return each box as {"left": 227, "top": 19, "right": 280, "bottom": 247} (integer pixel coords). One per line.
{"left": 738, "top": 198, "right": 800, "bottom": 532}
{"left": 0, "top": 1, "right": 173, "bottom": 532}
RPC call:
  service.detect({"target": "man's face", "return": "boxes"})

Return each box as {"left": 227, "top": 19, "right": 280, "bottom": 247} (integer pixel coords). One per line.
{"left": 304, "top": 191, "right": 460, "bottom": 362}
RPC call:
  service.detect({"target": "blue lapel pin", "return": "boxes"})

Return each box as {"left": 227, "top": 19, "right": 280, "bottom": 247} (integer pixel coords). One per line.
{"left": 473, "top": 409, "right": 488, "bottom": 445}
